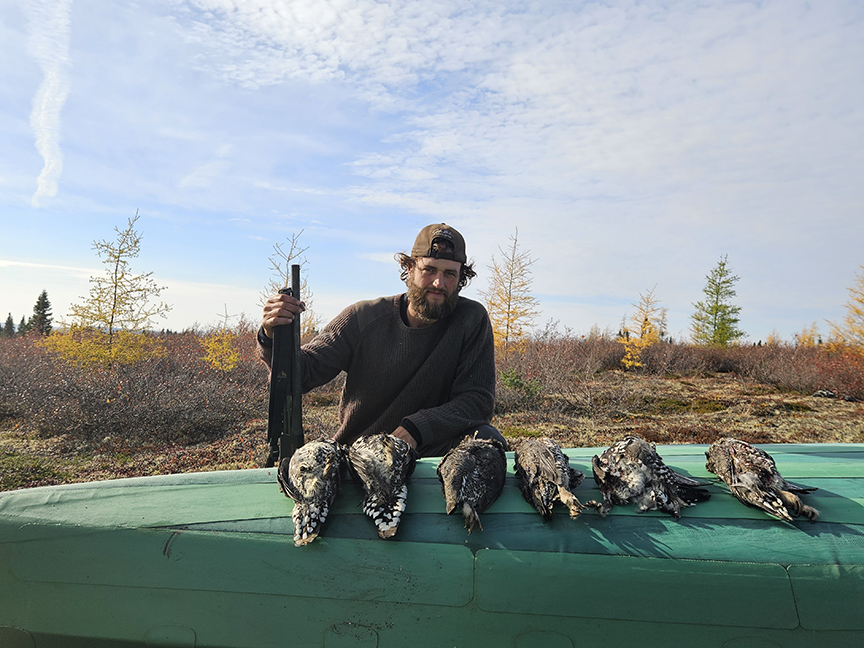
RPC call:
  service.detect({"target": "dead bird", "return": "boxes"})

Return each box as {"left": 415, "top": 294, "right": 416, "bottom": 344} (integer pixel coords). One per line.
{"left": 514, "top": 437, "right": 586, "bottom": 520}
{"left": 437, "top": 435, "right": 507, "bottom": 532}
{"left": 349, "top": 434, "right": 418, "bottom": 539}
{"left": 277, "top": 440, "right": 346, "bottom": 546}
{"left": 706, "top": 437, "right": 819, "bottom": 523}
{"left": 589, "top": 435, "right": 710, "bottom": 519}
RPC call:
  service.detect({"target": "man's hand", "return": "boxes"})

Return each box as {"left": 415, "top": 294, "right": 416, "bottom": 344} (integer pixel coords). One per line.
{"left": 262, "top": 293, "right": 306, "bottom": 339}
{"left": 391, "top": 426, "right": 418, "bottom": 449}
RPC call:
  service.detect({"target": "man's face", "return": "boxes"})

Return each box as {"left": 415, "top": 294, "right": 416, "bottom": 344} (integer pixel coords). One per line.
{"left": 406, "top": 257, "right": 462, "bottom": 322}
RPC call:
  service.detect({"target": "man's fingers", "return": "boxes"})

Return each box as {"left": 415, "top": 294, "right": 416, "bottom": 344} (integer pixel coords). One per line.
{"left": 262, "top": 295, "right": 307, "bottom": 338}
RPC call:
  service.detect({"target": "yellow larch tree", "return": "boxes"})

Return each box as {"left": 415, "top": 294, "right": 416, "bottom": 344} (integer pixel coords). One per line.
{"left": 794, "top": 322, "right": 821, "bottom": 348}
{"left": 480, "top": 228, "right": 540, "bottom": 351}
{"left": 618, "top": 287, "right": 667, "bottom": 369}
{"left": 201, "top": 305, "right": 241, "bottom": 372}
{"left": 828, "top": 265, "right": 864, "bottom": 352}
{"left": 42, "top": 212, "right": 171, "bottom": 367}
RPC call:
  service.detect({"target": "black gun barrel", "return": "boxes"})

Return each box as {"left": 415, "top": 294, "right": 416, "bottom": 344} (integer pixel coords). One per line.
{"left": 265, "top": 264, "right": 304, "bottom": 467}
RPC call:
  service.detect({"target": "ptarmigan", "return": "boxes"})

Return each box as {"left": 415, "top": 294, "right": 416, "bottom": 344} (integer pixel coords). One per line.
{"left": 706, "top": 437, "right": 819, "bottom": 522}
{"left": 349, "top": 434, "right": 418, "bottom": 539}
{"left": 437, "top": 435, "right": 506, "bottom": 532}
{"left": 278, "top": 440, "right": 345, "bottom": 546}
{"left": 514, "top": 437, "right": 586, "bottom": 520}
{"left": 589, "top": 435, "right": 710, "bottom": 519}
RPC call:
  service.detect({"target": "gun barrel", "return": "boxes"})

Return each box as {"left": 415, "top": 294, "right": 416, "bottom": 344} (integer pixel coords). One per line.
{"left": 265, "top": 264, "right": 304, "bottom": 466}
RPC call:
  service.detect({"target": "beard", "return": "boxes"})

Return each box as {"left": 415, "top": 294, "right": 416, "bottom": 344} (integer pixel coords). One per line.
{"left": 406, "top": 274, "right": 460, "bottom": 322}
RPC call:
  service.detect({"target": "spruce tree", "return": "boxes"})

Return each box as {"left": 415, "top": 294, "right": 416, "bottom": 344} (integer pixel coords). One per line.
{"left": 28, "top": 290, "right": 53, "bottom": 336}
{"left": 2, "top": 313, "right": 14, "bottom": 337}
{"left": 690, "top": 255, "right": 745, "bottom": 347}
{"left": 18, "top": 315, "right": 29, "bottom": 336}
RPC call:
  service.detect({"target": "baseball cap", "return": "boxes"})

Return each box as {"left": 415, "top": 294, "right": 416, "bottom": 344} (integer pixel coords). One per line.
{"left": 411, "top": 223, "right": 467, "bottom": 264}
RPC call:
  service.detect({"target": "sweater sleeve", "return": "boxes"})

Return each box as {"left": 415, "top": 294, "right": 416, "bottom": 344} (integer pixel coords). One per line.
{"left": 255, "top": 304, "right": 360, "bottom": 393}
{"left": 402, "top": 306, "right": 496, "bottom": 450}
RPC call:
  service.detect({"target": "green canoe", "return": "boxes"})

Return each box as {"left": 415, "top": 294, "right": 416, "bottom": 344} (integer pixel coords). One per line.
{"left": 1, "top": 443, "right": 862, "bottom": 647}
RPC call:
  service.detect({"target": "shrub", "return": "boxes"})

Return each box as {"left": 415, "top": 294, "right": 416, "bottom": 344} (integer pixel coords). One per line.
{"left": 0, "top": 328, "right": 269, "bottom": 449}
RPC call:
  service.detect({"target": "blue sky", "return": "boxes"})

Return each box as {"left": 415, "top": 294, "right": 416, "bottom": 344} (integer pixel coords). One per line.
{"left": 2, "top": 0, "right": 862, "bottom": 342}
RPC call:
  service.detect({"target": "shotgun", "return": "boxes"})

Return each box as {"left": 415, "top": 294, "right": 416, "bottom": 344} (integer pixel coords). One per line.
{"left": 265, "top": 264, "right": 304, "bottom": 467}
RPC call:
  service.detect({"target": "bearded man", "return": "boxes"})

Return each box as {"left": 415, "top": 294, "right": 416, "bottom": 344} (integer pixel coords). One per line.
{"left": 258, "top": 223, "right": 505, "bottom": 457}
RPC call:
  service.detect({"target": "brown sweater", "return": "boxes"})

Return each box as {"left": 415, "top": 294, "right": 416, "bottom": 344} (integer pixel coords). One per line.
{"left": 257, "top": 294, "right": 496, "bottom": 454}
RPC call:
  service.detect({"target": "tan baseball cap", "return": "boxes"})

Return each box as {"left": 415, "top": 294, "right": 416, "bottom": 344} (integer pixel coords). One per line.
{"left": 411, "top": 223, "right": 467, "bottom": 264}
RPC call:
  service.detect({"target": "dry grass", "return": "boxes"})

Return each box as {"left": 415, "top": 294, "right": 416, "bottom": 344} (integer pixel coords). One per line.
{"left": 1, "top": 331, "right": 862, "bottom": 491}
{"left": 3, "top": 371, "right": 861, "bottom": 492}
{"left": 496, "top": 371, "right": 863, "bottom": 456}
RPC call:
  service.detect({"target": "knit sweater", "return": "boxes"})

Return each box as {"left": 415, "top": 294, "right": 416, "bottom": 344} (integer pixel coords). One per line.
{"left": 257, "top": 294, "right": 496, "bottom": 454}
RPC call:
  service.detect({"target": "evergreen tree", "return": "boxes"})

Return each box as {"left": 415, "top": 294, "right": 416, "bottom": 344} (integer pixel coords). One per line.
{"left": 18, "top": 315, "right": 29, "bottom": 336}
{"left": 27, "top": 290, "right": 53, "bottom": 336}
{"left": 2, "top": 313, "right": 14, "bottom": 337}
{"left": 480, "top": 228, "right": 540, "bottom": 350}
{"left": 690, "top": 255, "right": 745, "bottom": 347}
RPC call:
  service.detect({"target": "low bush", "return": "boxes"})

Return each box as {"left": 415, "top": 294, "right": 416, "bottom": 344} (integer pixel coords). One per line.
{"left": 1, "top": 324, "right": 860, "bottom": 457}
{"left": 0, "top": 327, "right": 269, "bottom": 450}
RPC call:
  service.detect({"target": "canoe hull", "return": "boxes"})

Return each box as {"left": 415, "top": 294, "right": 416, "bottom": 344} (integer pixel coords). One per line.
{"left": 2, "top": 443, "right": 863, "bottom": 647}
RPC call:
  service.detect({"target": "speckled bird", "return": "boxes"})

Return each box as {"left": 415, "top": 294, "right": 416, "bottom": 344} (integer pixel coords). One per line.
{"left": 349, "top": 434, "right": 418, "bottom": 539}
{"left": 514, "top": 437, "right": 586, "bottom": 520}
{"left": 706, "top": 437, "right": 819, "bottom": 522}
{"left": 277, "top": 440, "right": 346, "bottom": 546}
{"left": 437, "top": 435, "right": 507, "bottom": 532}
{"left": 589, "top": 435, "right": 710, "bottom": 519}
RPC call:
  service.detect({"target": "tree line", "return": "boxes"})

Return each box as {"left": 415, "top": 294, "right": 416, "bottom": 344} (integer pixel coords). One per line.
{"left": 480, "top": 231, "right": 864, "bottom": 375}
{"left": 481, "top": 233, "right": 750, "bottom": 355}
{"left": 3, "top": 215, "right": 863, "bottom": 370}
{"left": 2, "top": 290, "right": 53, "bottom": 338}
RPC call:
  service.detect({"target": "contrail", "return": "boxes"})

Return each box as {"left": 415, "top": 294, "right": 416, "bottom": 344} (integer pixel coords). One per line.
{"left": 24, "top": 0, "right": 73, "bottom": 207}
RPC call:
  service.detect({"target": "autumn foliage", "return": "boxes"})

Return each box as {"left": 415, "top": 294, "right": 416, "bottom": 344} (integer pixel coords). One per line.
{"left": 1, "top": 325, "right": 268, "bottom": 447}
{"left": 493, "top": 325, "right": 863, "bottom": 417}
{"left": 481, "top": 229, "right": 539, "bottom": 350}
{"left": 829, "top": 265, "right": 864, "bottom": 352}
{"left": 618, "top": 287, "right": 667, "bottom": 369}
{"left": 1, "top": 322, "right": 862, "bottom": 491}
{"left": 41, "top": 213, "right": 171, "bottom": 368}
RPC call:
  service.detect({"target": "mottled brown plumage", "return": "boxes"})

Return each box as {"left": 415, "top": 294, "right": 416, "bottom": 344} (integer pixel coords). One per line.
{"left": 437, "top": 435, "right": 506, "bottom": 532}
{"left": 706, "top": 437, "right": 819, "bottom": 523}
{"left": 349, "top": 434, "right": 418, "bottom": 539}
{"left": 589, "top": 436, "right": 710, "bottom": 519}
{"left": 514, "top": 437, "right": 586, "bottom": 520}
{"left": 278, "top": 440, "right": 345, "bottom": 546}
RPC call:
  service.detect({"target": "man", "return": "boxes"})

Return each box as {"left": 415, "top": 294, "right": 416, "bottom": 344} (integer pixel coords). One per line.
{"left": 258, "top": 223, "right": 506, "bottom": 457}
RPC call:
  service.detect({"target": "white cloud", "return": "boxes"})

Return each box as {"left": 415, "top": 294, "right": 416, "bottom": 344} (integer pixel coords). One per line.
{"left": 23, "top": 0, "right": 72, "bottom": 206}
{"left": 4, "top": 1, "right": 862, "bottom": 340}
{"left": 0, "top": 258, "right": 96, "bottom": 276}
{"left": 179, "top": 160, "right": 231, "bottom": 188}
{"left": 358, "top": 252, "right": 397, "bottom": 264}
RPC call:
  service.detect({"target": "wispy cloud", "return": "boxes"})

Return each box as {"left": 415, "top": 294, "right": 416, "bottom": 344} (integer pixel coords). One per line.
{"left": 358, "top": 252, "right": 397, "bottom": 264}
{"left": 0, "top": 258, "right": 96, "bottom": 277}
{"left": 24, "top": 0, "right": 73, "bottom": 207}
{"left": 171, "top": 1, "right": 864, "bottom": 209}
{"left": 3, "top": 1, "right": 861, "bottom": 338}
{"left": 179, "top": 160, "right": 231, "bottom": 188}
